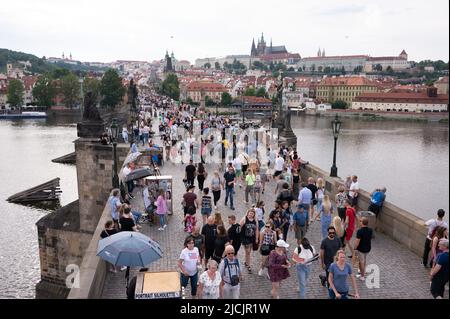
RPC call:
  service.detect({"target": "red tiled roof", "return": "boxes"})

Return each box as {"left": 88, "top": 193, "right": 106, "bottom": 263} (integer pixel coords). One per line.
{"left": 242, "top": 96, "right": 272, "bottom": 104}
{"left": 186, "top": 81, "right": 226, "bottom": 92}
{"left": 436, "top": 76, "right": 449, "bottom": 84}
{"left": 354, "top": 92, "right": 449, "bottom": 104}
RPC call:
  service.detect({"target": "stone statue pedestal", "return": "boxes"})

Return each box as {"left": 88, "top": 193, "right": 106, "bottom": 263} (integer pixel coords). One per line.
{"left": 77, "top": 121, "right": 105, "bottom": 138}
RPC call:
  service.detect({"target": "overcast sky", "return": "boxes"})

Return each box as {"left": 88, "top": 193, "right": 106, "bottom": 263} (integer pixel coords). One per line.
{"left": 1, "top": 0, "right": 448, "bottom": 64}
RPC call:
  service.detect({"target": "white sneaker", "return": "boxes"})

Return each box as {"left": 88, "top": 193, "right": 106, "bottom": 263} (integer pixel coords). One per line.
{"left": 258, "top": 269, "right": 263, "bottom": 276}
{"left": 158, "top": 227, "right": 163, "bottom": 231}
{"left": 120, "top": 266, "right": 127, "bottom": 271}
{"left": 163, "top": 224, "right": 167, "bottom": 229}
{"left": 359, "top": 276, "right": 365, "bottom": 281}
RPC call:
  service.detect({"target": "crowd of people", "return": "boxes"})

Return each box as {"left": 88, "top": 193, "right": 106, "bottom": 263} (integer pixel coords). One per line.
{"left": 100, "top": 89, "right": 448, "bottom": 300}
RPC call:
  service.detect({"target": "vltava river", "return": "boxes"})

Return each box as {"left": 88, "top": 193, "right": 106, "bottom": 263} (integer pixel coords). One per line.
{"left": 292, "top": 115, "right": 449, "bottom": 222}
{"left": 0, "top": 117, "right": 77, "bottom": 298}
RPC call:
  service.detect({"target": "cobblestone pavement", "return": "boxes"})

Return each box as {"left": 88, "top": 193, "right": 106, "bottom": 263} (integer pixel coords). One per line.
{"left": 101, "top": 127, "right": 447, "bottom": 299}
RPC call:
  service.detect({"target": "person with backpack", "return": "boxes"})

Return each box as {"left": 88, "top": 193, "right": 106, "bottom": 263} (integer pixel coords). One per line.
{"left": 201, "top": 187, "right": 213, "bottom": 225}
{"left": 240, "top": 209, "right": 259, "bottom": 274}
{"left": 423, "top": 209, "right": 448, "bottom": 268}
{"left": 218, "top": 245, "right": 242, "bottom": 299}
{"left": 293, "top": 204, "right": 309, "bottom": 245}
{"left": 293, "top": 237, "right": 317, "bottom": 299}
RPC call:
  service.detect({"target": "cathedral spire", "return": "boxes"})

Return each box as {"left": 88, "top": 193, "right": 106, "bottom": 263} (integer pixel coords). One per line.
{"left": 322, "top": 48, "right": 325, "bottom": 57}
{"left": 317, "top": 48, "right": 321, "bottom": 57}
{"left": 261, "top": 32, "right": 265, "bottom": 44}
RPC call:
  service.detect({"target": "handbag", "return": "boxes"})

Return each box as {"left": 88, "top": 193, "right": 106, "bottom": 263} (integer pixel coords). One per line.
{"left": 260, "top": 244, "right": 271, "bottom": 255}
{"left": 252, "top": 242, "right": 259, "bottom": 251}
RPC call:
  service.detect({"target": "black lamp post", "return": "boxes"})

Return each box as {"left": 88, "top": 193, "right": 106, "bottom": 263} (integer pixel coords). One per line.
{"left": 330, "top": 114, "right": 342, "bottom": 177}
{"left": 111, "top": 118, "right": 120, "bottom": 188}
{"left": 241, "top": 94, "right": 245, "bottom": 124}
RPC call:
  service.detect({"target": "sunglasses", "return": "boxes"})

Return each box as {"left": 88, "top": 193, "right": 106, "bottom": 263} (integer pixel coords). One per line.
{"left": 227, "top": 252, "right": 235, "bottom": 255}
{"left": 328, "top": 232, "right": 336, "bottom": 235}
{"left": 265, "top": 225, "right": 271, "bottom": 228}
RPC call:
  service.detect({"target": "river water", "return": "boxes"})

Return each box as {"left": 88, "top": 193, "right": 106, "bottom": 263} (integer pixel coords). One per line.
{"left": 291, "top": 115, "right": 449, "bottom": 222}
{"left": 0, "top": 116, "right": 78, "bottom": 298}
{"left": 0, "top": 114, "right": 448, "bottom": 298}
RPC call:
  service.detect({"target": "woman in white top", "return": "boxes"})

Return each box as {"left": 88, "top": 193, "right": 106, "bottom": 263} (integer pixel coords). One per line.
{"left": 292, "top": 237, "right": 316, "bottom": 299}
{"left": 178, "top": 236, "right": 201, "bottom": 297}
{"left": 197, "top": 260, "right": 223, "bottom": 299}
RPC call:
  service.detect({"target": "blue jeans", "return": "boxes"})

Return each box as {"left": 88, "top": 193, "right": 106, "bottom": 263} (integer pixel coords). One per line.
{"left": 180, "top": 272, "right": 198, "bottom": 296}
{"left": 328, "top": 289, "right": 349, "bottom": 299}
{"left": 321, "top": 214, "right": 332, "bottom": 239}
{"left": 296, "top": 264, "right": 311, "bottom": 299}
{"left": 143, "top": 133, "right": 149, "bottom": 145}
{"left": 132, "top": 211, "right": 142, "bottom": 224}
{"left": 225, "top": 187, "right": 234, "bottom": 208}
{"left": 159, "top": 214, "right": 166, "bottom": 227}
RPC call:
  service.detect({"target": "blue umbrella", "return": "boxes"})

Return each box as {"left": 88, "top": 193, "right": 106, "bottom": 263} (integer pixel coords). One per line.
{"left": 97, "top": 231, "right": 163, "bottom": 267}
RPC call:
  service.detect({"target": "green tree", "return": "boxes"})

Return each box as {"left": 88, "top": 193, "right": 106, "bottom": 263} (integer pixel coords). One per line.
{"left": 332, "top": 100, "right": 348, "bottom": 109}
{"left": 386, "top": 66, "right": 394, "bottom": 74}
{"left": 311, "top": 64, "right": 316, "bottom": 73}
{"left": 100, "top": 69, "right": 126, "bottom": 108}
{"left": 243, "top": 87, "right": 256, "bottom": 96}
{"left": 221, "top": 92, "right": 232, "bottom": 106}
{"left": 205, "top": 95, "right": 215, "bottom": 106}
{"left": 204, "top": 62, "right": 211, "bottom": 69}
{"left": 374, "top": 64, "right": 382, "bottom": 72}
{"left": 288, "top": 66, "right": 295, "bottom": 72}
{"left": 160, "top": 73, "right": 180, "bottom": 100}
{"left": 253, "top": 61, "right": 268, "bottom": 71}
{"left": 7, "top": 79, "right": 24, "bottom": 107}
{"left": 256, "top": 87, "right": 266, "bottom": 97}
{"left": 354, "top": 66, "right": 363, "bottom": 73}
{"left": 324, "top": 66, "right": 331, "bottom": 74}
{"left": 186, "top": 97, "right": 194, "bottom": 105}
{"left": 83, "top": 77, "right": 101, "bottom": 104}
{"left": 61, "top": 73, "right": 80, "bottom": 108}
{"left": 215, "top": 62, "right": 221, "bottom": 70}
{"left": 318, "top": 66, "right": 323, "bottom": 73}
{"left": 51, "top": 68, "right": 71, "bottom": 79}
{"left": 341, "top": 66, "right": 346, "bottom": 75}
{"left": 32, "top": 74, "right": 56, "bottom": 107}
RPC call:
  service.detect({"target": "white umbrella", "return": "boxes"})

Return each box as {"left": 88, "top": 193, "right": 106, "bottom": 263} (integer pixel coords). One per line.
{"left": 123, "top": 152, "right": 142, "bottom": 167}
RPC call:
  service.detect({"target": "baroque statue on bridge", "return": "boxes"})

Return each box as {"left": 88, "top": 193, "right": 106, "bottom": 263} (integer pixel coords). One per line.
{"left": 82, "top": 91, "right": 102, "bottom": 121}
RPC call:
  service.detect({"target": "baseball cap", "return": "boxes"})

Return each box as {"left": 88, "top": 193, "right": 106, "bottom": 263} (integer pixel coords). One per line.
{"left": 276, "top": 239, "right": 289, "bottom": 248}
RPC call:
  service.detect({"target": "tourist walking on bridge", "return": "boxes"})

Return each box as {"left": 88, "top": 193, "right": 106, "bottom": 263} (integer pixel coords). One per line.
{"left": 293, "top": 237, "right": 316, "bottom": 299}
{"left": 178, "top": 236, "right": 201, "bottom": 298}
{"left": 268, "top": 239, "right": 291, "bottom": 299}
{"left": 223, "top": 165, "right": 236, "bottom": 211}
{"left": 354, "top": 217, "right": 373, "bottom": 281}
{"left": 319, "top": 226, "right": 342, "bottom": 288}
{"left": 219, "top": 245, "right": 242, "bottom": 299}
{"left": 328, "top": 250, "right": 360, "bottom": 299}
{"left": 429, "top": 239, "right": 449, "bottom": 299}
{"left": 423, "top": 209, "right": 448, "bottom": 268}
{"left": 198, "top": 260, "right": 222, "bottom": 299}
{"left": 240, "top": 209, "right": 259, "bottom": 274}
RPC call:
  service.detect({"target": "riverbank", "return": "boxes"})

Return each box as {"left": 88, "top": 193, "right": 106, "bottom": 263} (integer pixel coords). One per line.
{"left": 305, "top": 109, "right": 449, "bottom": 122}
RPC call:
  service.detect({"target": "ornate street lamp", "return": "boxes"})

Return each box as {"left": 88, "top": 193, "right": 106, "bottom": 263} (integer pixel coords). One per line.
{"left": 330, "top": 114, "right": 342, "bottom": 177}
{"left": 110, "top": 118, "right": 120, "bottom": 188}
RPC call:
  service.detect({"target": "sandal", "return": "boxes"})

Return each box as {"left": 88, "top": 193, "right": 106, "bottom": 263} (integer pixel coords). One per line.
{"left": 244, "top": 263, "right": 252, "bottom": 273}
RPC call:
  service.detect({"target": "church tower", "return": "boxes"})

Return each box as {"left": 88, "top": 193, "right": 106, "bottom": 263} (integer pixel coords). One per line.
{"left": 164, "top": 50, "right": 173, "bottom": 73}
{"left": 251, "top": 38, "right": 257, "bottom": 57}
{"left": 317, "top": 48, "right": 321, "bottom": 57}
{"left": 322, "top": 48, "right": 325, "bottom": 57}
